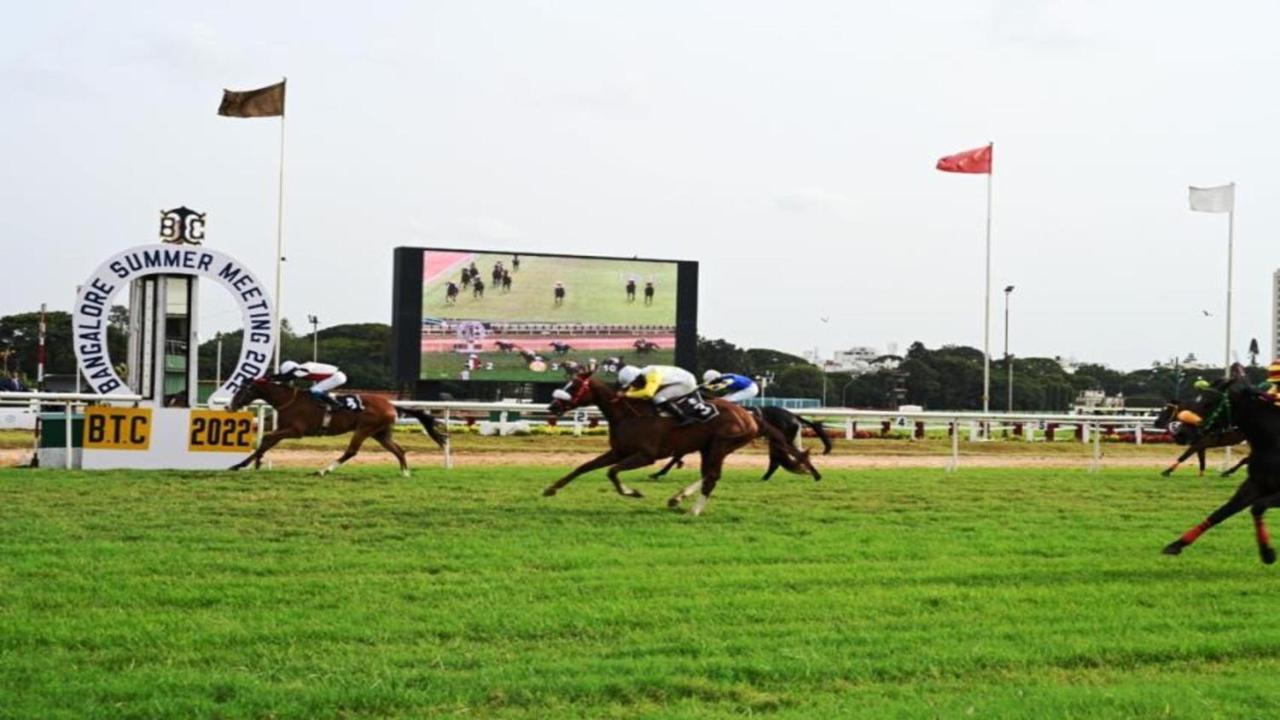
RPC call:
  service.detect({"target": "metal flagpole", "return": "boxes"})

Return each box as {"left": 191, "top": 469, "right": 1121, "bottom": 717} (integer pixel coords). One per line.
{"left": 1223, "top": 188, "right": 1234, "bottom": 470}
{"left": 272, "top": 77, "right": 287, "bottom": 373}
{"left": 982, "top": 142, "right": 993, "bottom": 419}
{"left": 1224, "top": 183, "right": 1234, "bottom": 379}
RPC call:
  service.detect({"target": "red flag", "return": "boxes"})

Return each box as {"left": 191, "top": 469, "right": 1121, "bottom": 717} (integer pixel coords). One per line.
{"left": 936, "top": 144, "right": 992, "bottom": 174}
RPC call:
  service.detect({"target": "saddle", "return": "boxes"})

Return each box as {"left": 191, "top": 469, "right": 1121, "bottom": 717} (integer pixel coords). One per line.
{"left": 664, "top": 392, "right": 719, "bottom": 425}
{"left": 314, "top": 394, "right": 364, "bottom": 431}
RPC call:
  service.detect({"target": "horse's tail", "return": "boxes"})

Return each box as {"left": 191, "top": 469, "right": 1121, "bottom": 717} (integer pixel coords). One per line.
{"left": 397, "top": 406, "right": 449, "bottom": 448}
{"left": 755, "top": 412, "right": 820, "bottom": 481}
{"left": 795, "top": 414, "right": 833, "bottom": 455}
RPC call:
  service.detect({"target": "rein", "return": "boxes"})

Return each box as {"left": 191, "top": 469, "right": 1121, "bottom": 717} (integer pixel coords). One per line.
{"left": 1201, "top": 393, "right": 1233, "bottom": 433}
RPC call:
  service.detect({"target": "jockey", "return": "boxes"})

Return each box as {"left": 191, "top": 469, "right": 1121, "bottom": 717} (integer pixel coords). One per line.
{"left": 276, "top": 360, "right": 346, "bottom": 411}
{"left": 1263, "top": 360, "right": 1280, "bottom": 404}
{"left": 701, "top": 370, "right": 759, "bottom": 404}
{"left": 617, "top": 364, "right": 713, "bottom": 424}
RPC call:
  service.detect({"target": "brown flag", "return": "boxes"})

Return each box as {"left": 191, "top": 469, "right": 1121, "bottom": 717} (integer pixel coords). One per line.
{"left": 218, "top": 81, "right": 285, "bottom": 118}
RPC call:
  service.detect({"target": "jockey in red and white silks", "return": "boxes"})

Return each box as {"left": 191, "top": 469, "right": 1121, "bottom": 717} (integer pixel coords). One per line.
{"left": 277, "top": 360, "right": 347, "bottom": 410}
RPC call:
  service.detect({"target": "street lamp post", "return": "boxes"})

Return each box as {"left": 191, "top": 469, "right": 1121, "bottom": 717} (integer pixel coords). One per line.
{"left": 841, "top": 377, "right": 858, "bottom": 407}
{"left": 215, "top": 332, "right": 223, "bottom": 387}
{"left": 307, "top": 315, "right": 319, "bottom": 362}
{"left": 1004, "top": 285, "right": 1015, "bottom": 412}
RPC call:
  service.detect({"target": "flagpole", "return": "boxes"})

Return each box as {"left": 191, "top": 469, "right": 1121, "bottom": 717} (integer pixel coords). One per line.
{"left": 272, "top": 77, "right": 287, "bottom": 373}
{"left": 982, "top": 142, "right": 993, "bottom": 418}
{"left": 1224, "top": 183, "right": 1234, "bottom": 378}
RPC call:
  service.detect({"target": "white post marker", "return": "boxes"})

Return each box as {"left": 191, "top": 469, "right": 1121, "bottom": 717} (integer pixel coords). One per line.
{"left": 443, "top": 408, "right": 453, "bottom": 469}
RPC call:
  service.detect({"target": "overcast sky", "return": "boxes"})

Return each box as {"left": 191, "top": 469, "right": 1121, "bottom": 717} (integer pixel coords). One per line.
{"left": 4, "top": 1, "right": 1278, "bottom": 370}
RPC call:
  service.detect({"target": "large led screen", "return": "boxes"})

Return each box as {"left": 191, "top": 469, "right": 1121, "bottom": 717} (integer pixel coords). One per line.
{"left": 416, "top": 249, "right": 683, "bottom": 382}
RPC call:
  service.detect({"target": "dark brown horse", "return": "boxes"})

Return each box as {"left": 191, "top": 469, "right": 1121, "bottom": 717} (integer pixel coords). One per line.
{"left": 544, "top": 373, "right": 817, "bottom": 514}
{"left": 1163, "top": 372, "right": 1280, "bottom": 564}
{"left": 226, "top": 379, "right": 446, "bottom": 475}
{"left": 1154, "top": 401, "right": 1249, "bottom": 477}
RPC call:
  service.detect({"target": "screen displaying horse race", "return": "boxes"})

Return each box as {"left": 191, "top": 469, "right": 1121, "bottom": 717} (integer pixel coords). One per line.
{"left": 406, "top": 248, "right": 691, "bottom": 384}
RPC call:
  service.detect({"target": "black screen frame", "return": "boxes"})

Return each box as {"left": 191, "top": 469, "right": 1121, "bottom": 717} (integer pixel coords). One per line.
{"left": 391, "top": 246, "right": 698, "bottom": 400}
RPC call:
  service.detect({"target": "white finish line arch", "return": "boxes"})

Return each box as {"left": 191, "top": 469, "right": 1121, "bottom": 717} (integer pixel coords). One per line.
{"left": 72, "top": 243, "right": 276, "bottom": 403}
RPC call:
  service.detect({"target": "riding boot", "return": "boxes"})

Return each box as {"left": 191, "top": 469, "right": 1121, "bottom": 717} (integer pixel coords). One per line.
{"left": 312, "top": 390, "right": 343, "bottom": 411}
{"left": 660, "top": 401, "right": 696, "bottom": 426}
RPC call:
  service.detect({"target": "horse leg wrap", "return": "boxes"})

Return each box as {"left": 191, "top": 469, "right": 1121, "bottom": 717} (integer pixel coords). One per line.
{"left": 1180, "top": 520, "right": 1212, "bottom": 545}
{"left": 1256, "top": 516, "right": 1272, "bottom": 546}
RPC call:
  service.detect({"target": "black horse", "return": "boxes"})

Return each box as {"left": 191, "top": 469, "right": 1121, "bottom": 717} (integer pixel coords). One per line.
{"left": 626, "top": 279, "right": 637, "bottom": 302}
{"left": 1153, "top": 401, "right": 1248, "bottom": 477}
{"left": 445, "top": 282, "right": 459, "bottom": 304}
{"left": 502, "top": 270, "right": 512, "bottom": 292}
{"left": 460, "top": 267, "right": 472, "bottom": 288}
{"left": 472, "top": 277, "right": 485, "bottom": 298}
{"left": 554, "top": 284, "right": 566, "bottom": 306}
{"left": 495, "top": 340, "right": 519, "bottom": 353}
{"left": 1163, "top": 370, "right": 1280, "bottom": 564}
{"left": 550, "top": 341, "right": 572, "bottom": 355}
{"left": 644, "top": 281, "right": 655, "bottom": 305}
{"left": 651, "top": 406, "right": 832, "bottom": 480}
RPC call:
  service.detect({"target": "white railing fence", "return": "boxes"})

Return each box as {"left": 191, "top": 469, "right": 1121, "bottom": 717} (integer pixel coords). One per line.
{"left": 2, "top": 391, "right": 1168, "bottom": 473}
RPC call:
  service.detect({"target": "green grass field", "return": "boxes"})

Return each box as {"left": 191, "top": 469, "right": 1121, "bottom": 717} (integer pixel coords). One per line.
{"left": 4, "top": 464, "right": 1280, "bottom": 718}
{"left": 423, "top": 253, "right": 678, "bottom": 325}
{"left": 420, "top": 347, "right": 677, "bottom": 382}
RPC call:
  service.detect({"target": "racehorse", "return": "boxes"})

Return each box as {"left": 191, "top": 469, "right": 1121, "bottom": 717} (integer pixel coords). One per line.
{"left": 1153, "top": 401, "right": 1248, "bottom": 477}
{"left": 226, "top": 379, "right": 447, "bottom": 476}
{"left": 492, "top": 264, "right": 504, "bottom": 287}
{"left": 1163, "top": 369, "right": 1280, "bottom": 563}
{"left": 495, "top": 340, "right": 519, "bottom": 353}
{"left": 550, "top": 341, "right": 572, "bottom": 355}
{"left": 649, "top": 405, "right": 833, "bottom": 480}
{"left": 626, "top": 279, "right": 637, "bottom": 302}
{"left": 634, "top": 339, "right": 659, "bottom": 354}
{"left": 544, "top": 373, "right": 818, "bottom": 514}
{"left": 445, "top": 282, "right": 459, "bottom": 305}
{"left": 472, "top": 277, "right": 485, "bottom": 298}
{"left": 501, "top": 270, "right": 512, "bottom": 292}
{"left": 644, "top": 282, "right": 654, "bottom": 305}
{"left": 554, "top": 283, "right": 566, "bottom": 306}
{"left": 512, "top": 254, "right": 521, "bottom": 272}
{"left": 460, "top": 267, "right": 472, "bottom": 288}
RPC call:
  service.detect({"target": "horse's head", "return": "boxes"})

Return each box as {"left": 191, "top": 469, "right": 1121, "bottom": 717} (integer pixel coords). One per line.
{"left": 548, "top": 372, "right": 598, "bottom": 415}
{"left": 227, "top": 377, "right": 270, "bottom": 412}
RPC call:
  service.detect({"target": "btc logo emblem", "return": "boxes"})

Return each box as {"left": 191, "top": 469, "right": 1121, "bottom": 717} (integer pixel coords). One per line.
{"left": 83, "top": 407, "right": 152, "bottom": 449}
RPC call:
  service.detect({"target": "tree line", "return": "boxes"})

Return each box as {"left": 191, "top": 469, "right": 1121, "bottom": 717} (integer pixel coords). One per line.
{"left": 0, "top": 308, "right": 1260, "bottom": 410}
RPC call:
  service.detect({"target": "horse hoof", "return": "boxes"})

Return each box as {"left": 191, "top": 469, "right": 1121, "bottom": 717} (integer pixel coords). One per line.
{"left": 1262, "top": 546, "right": 1277, "bottom": 565}
{"left": 667, "top": 497, "right": 680, "bottom": 508}
{"left": 1160, "top": 470, "right": 1173, "bottom": 477}
{"left": 543, "top": 487, "right": 558, "bottom": 497}
{"left": 1162, "top": 541, "right": 1186, "bottom": 556}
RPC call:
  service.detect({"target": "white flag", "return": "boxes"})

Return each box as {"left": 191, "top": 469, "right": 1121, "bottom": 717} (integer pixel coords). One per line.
{"left": 1189, "top": 183, "right": 1234, "bottom": 213}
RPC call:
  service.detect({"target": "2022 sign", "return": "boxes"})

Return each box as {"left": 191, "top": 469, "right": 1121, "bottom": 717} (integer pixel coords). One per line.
{"left": 187, "top": 410, "right": 256, "bottom": 452}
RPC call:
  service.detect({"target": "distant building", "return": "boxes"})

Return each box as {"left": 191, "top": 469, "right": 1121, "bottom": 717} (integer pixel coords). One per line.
{"left": 808, "top": 346, "right": 901, "bottom": 375}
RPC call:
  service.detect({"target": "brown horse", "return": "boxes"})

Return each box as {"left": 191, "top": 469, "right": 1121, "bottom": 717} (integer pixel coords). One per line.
{"left": 544, "top": 373, "right": 818, "bottom": 514}
{"left": 226, "top": 379, "right": 446, "bottom": 475}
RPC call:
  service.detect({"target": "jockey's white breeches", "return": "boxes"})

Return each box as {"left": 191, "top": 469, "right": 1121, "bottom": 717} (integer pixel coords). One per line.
{"left": 653, "top": 380, "right": 697, "bottom": 404}
{"left": 312, "top": 371, "right": 347, "bottom": 394}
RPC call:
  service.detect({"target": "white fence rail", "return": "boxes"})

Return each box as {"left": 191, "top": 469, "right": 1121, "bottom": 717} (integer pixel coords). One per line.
{"left": 2, "top": 391, "right": 1166, "bottom": 473}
